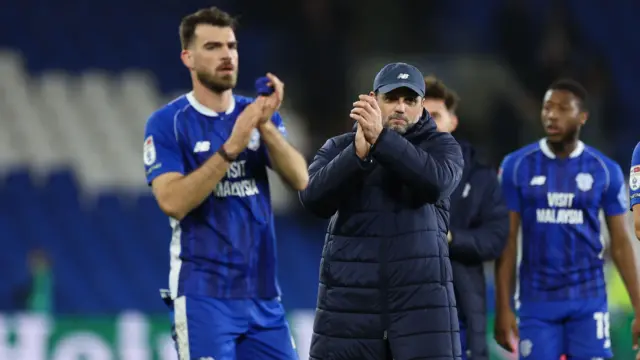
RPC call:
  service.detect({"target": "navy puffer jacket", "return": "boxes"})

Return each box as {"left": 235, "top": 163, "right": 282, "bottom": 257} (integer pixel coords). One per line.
{"left": 300, "top": 114, "right": 464, "bottom": 360}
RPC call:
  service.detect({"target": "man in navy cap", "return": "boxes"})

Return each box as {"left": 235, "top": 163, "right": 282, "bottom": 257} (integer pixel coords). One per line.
{"left": 300, "top": 62, "right": 464, "bottom": 359}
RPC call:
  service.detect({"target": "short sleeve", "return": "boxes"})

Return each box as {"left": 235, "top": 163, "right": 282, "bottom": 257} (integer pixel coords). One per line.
{"left": 602, "top": 161, "right": 627, "bottom": 216}
{"left": 143, "top": 112, "right": 184, "bottom": 185}
{"left": 629, "top": 142, "right": 640, "bottom": 210}
{"left": 499, "top": 154, "right": 521, "bottom": 212}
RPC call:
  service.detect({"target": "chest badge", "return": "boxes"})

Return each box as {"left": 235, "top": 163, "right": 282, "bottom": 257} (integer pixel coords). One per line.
{"left": 575, "top": 173, "right": 594, "bottom": 192}
{"left": 247, "top": 129, "right": 261, "bottom": 151}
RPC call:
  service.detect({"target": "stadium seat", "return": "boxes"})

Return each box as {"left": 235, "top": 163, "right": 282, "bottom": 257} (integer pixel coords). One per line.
{"left": 0, "top": 3, "right": 311, "bottom": 312}
{"left": 0, "top": 164, "right": 324, "bottom": 312}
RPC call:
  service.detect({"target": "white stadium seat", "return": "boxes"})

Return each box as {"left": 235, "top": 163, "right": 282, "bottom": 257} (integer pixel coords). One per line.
{"left": 0, "top": 49, "right": 309, "bottom": 210}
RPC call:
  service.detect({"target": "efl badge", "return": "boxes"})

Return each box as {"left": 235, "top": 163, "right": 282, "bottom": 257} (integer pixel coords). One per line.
{"left": 143, "top": 136, "right": 156, "bottom": 166}
{"left": 630, "top": 166, "right": 640, "bottom": 191}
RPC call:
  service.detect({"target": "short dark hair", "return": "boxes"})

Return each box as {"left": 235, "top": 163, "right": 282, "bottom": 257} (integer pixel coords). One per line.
{"left": 423, "top": 75, "right": 460, "bottom": 113}
{"left": 179, "top": 7, "right": 238, "bottom": 49}
{"left": 548, "top": 78, "right": 588, "bottom": 111}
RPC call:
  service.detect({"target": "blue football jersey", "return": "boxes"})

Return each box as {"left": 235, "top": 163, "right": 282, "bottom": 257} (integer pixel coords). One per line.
{"left": 143, "top": 92, "right": 287, "bottom": 299}
{"left": 500, "top": 139, "right": 627, "bottom": 302}
{"left": 630, "top": 142, "right": 640, "bottom": 210}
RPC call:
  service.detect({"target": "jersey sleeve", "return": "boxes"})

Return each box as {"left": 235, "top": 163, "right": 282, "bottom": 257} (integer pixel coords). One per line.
{"left": 602, "top": 161, "right": 627, "bottom": 216}
{"left": 143, "top": 112, "right": 184, "bottom": 185}
{"left": 630, "top": 142, "right": 640, "bottom": 210}
{"left": 499, "top": 153, "right": 521, "bottom": 212}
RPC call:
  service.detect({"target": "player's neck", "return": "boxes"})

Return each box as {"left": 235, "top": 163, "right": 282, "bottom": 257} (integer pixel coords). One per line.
{"left": 191, "top": 83, "right": 233, "bottom": 114}
{"left": 547, "top": 138, "right": 578, "bottom": 159}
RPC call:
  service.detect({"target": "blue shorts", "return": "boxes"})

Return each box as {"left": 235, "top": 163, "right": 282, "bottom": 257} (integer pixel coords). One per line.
{"left": 517, "top": 297, "right": 612, "bottom": 359}
{"left": 167, "top": 294, "right": 298, "bottom": 360}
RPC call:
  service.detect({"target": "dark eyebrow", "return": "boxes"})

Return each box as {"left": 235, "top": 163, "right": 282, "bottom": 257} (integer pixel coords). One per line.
{"left": 202, "top": 40, "right": 238, "bottom": 47}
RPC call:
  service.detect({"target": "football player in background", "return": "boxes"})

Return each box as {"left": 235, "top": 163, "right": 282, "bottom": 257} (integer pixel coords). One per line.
{"left": 143, "top": 7, "right": 308, "bottom": 360}
{"left": 630, "top": 143, "right": 640, "bottom": 240}
{"left": 494, "top": 79, "right": 640, "bottom": 359}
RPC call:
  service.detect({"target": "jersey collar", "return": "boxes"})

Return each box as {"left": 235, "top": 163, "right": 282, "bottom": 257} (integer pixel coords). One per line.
{"left": 186, "top": 91, "right": 236, "bottom": 116}
{"left": 539, "top": 138, "right": 585, "bottom": 159}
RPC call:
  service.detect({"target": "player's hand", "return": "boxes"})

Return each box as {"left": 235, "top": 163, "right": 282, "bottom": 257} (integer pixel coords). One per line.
{"left": 494, "top": 308, "right": 519, "bottom": 353}
{"left": 258, "top": 73, "right": 284, "bottom": 125}
{"left": 350, "top": 94, "right": 383, "bottom": 144}
{"left": 225, "top": 98, "right": 266, "bottom": 156}
{"left": 354, "top": 123, "right": 370, "bottom": 160}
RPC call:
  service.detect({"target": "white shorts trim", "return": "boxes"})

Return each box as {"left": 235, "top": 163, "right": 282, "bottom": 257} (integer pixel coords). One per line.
{"left": 173, "top": 296, "right": 190, "bottom": 360}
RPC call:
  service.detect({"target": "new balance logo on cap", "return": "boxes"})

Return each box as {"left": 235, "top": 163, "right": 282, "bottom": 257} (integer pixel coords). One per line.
{"left": 373, "top": 62, "right": 425, "bottom": 97}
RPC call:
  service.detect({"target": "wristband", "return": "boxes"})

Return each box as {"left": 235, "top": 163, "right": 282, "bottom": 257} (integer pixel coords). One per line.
{"left": 217, "top": 146, "right": 237, "bottom": 162}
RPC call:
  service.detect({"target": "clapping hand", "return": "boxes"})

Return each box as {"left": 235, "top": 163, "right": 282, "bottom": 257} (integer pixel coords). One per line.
{"left": 225, "top": 97, "right": 267, "bottom": 156}
{"left": 259, "top": 73, "right": 284, "bottom": 125}
{"left": 354, "top": 122, "right": 370, "bottom": 160}
{"left": 350, "top": 94, "right": 383, "bottom": 144}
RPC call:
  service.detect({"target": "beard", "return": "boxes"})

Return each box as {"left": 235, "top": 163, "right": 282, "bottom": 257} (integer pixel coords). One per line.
{"left": 546, "top": 126, "right": 580, "bottom": 154}
{"left": 196, "top": 69, "right": 237, "bottom": 93}
{"left": 384, "top": 114, "right": 414, "bottom": 134}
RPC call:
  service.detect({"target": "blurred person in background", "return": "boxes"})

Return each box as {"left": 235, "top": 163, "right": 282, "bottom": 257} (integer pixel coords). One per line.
{"left": 300, "top": 63, "right": 463, "bottom": 359}
{"left": 423, "top": 76, "right": 509, "bottom": 360}
{"left": 630, "top": 143, "right": 640, "bottom": 240}
{"left": 143, "top": 7, "right": 308, "bottom": 360}
{"left": 12, "top": 248, "right": 53, "bottom": 314}
{"left": 495, "top": 79, "right": 640, "bottom": 359}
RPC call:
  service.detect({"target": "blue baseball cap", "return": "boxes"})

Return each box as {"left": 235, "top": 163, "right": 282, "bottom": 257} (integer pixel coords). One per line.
{"left": 373, "top": 62, "right": 425, "bottom": 97}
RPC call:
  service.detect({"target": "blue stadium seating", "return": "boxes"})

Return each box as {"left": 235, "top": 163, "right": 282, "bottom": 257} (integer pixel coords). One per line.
{"left": 440, "top": 0, "right": 639, "bottom": 164}
{"left": 0, "top": 1, "right": 320, "bottom": 314}
{"left": 0, "top": 168, "right": 326, "bottom": 314}
{"left": 0, "top": 0, "right": 276, "bottom": 94}
{"left": 1, "top": 0, "right": 636, "bottom": 316}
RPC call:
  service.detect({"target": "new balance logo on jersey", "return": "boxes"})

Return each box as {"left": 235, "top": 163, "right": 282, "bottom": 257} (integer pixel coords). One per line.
{"left": 530, "top": 176, "right": 546, "bottom": 186}
{"left": 194, "top": 141, "right": 211, "bottom": 153}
